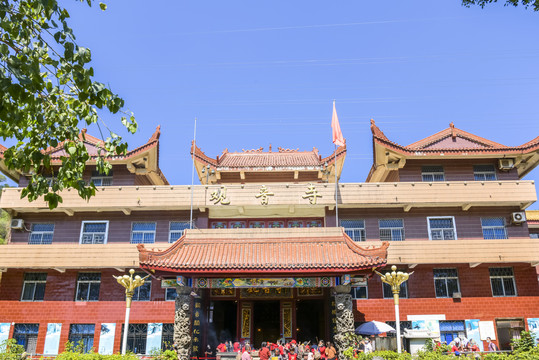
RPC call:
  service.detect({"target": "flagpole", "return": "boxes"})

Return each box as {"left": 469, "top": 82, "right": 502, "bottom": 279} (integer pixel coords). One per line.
{"left": 335, "top": 142, "right": 338, "bottom": 227}
{"left": 189, "top": 117, "right": 197, "bottom": 229}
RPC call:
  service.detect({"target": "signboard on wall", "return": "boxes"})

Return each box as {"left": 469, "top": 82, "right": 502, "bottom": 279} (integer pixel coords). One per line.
{"left": 465, "top": 320, "right": 483, "bottom": 351}
{"left": 0, "top": 323, "right": 10, "bottom": 351}
{"left": 147, "top": 323, "right": 163, "bottom": 354}
{"left": 479, "top": 321, "right": 496, "bottom": 340}
{"left": 527, "top": 318, "right": 539, "bottom": 345}
{"left": 43, "top": 323, "right": 62, "bottom": 355}
{"left": 98, "top": 323, "right": 116, "bottom": 355}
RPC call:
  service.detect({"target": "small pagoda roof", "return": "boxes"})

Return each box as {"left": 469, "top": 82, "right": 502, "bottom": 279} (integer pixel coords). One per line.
{"left": 527, "top": 210, "right": 539, "bottom": 228}
{"left": 0, "top": 126, "right": 168, "bottom": 185}
{"left": 138, "top": 227, "right": 388, "bottom": 276}
{"left": 367, "top": 120, "right": 539, "bottom": 181}
{"left": 191, "top": 143, "right": 346, "bottom": 184}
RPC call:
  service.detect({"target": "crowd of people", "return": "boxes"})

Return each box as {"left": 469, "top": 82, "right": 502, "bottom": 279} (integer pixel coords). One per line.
{"left": 215, "top": 339, "right": 340, "bottom": 360}
{"left": 435, "top": 336, "right": 498, "bottom": 356}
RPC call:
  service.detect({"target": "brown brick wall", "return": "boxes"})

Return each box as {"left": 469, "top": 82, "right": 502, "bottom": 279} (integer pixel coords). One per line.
{"left": 398, "top": 159, "right": 519, "bottom": 182}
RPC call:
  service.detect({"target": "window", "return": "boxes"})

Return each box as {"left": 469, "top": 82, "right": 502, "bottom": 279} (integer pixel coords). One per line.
{"left": 80, "top": 221, "right": 109, "bottom": 244}
{"left": 428, "top": 217, "right": 457, "bottom": 240}
{"left": 76, "top": 273, "right": 101, "bottom": 301}
{"left": 169, "top": 222, "right": 190, "bottom": 243}
{"left": 13, "top": 324, "right": 39, "bottom": 353}
{"left": 121, "top": 323, "right": 147, "bottom": 354}
{"left": 69, "top": 324, "right": 95, "bottom": 353}
{"left": 28, "top": 223, "right": 54, "bottom": 245}
{"left": 439, "top": 321, "right": 465, "bottom": 344}
{"left": 474, "top": 165, "right": 497, "bottom": 181}
{"left": 379, "top": 219, "right": 405, "bottom": 241}
{"left": 90, "top": 171, "right": 113, "bottom": 186}
{"left": 161, "top": 324, "right": 174, "bottom": 351}
{"left": 421, "top": 166, "right": 445, "bottom": 182}
{"left": 165, "top": 288, "right": 177, "bottom": 301}
{"left": 341, "top": 219, "right": 366, "bottom": 242}
{"left": 21, "top": 273, "right": 47, "bottom": 301}
{"left": 350, "top": 284, "right": 368, "bottom": 299}
{"left": 433, "top": 268, "right": 460, "bottom": 298}
{"left": 481, "top": 217, "right": 507, "bottom": 239}
{"left": 131, "top": 222, "right": 156, "bottom": 244}
{"left": 383, "top": 281, "right": 408, "bottom": 299}
{"left": 385, "top": 321, "right": 412, "bottom": 337}
{"left": 490, "top": 267, "right": 517, "bottom": 297}
{"left": 132, "top": 273, "right": 151, "bottom": 301}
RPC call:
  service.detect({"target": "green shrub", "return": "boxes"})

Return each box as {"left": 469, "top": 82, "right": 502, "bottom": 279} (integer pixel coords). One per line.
{"left": 0, "top": 339, "right": 25, "bottom": 360}
{"left": 511, "top": 331, "right": 536, "bottom": 354}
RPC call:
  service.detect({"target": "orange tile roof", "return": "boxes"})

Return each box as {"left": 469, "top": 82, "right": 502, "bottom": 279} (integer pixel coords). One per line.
{"left": 191, "top": 143, "right": 346, "bottom": 170}
{"left": 370, "top": 120, "right": 539, "bottom": 155}
{"left": 138, "top": 228, "right": 388, "bottom": 275}
{"left": 527, "top": 210, "right": 539, "bottom": 222}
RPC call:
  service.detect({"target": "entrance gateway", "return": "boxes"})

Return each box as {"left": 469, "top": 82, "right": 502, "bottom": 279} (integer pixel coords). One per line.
{"left": 137, "top": 227, "right": 389, "bottom": 360}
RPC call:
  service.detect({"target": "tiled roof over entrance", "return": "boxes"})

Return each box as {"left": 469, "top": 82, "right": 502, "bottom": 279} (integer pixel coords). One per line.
{"left": 191, "top": 144, "right": 346, "bottom": 170}
{"left": 138, "top": 227, "right": 388, "bottom": 276}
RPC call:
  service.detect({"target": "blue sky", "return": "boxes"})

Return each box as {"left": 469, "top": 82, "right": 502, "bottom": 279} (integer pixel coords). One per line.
{"left": 57, "top": 1, "right": 539, "bottom": 208}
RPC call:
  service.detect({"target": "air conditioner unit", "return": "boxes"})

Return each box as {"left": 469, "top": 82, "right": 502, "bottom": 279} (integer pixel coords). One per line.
{"left": 498, "top": 158, "right": 515, "bottom": 171}
{"left": 512, "top": 212, "right": 526, "bottom": 224}
{"left": 452, "top": 292, "right": 462, "bottom": 299}
{"left": 10, "top": 219, "right": 24, "bottom": 229}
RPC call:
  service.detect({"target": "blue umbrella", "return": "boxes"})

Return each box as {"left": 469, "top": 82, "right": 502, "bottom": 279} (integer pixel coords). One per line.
{"left": 355, "top": 321, "right": 396, "bottom": 335}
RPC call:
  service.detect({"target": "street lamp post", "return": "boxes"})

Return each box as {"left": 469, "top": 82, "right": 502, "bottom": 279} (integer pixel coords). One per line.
{"left": 113, "top": 269, "right": 150, "bottom": 355}
{"left": 373, "top": 265, "right": 412, "bottom": 353}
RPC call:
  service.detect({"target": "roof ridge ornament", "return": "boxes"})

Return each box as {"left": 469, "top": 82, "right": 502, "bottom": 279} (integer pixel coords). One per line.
{"left": 278, "top": 147, "right": 299, "bottom": 153}
{"left": 450, "top": 122, "right": 456, "bottom": 139}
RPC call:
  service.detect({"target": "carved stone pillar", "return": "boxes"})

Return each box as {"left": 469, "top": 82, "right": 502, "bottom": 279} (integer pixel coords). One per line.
{"left": 174, "top": 287, "right": 192, "bottom": 360}
{"left": 333, "top": 285, "right": 354, "bottom": 360}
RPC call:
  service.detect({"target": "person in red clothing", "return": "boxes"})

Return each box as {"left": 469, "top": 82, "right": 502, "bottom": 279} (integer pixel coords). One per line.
{"left": 259, "top": 342, "right": 271, "bottom": 360}
{"left": 318, "top": 341, "right": 326, "bottom": 360}
{"left": 217, "top": 343, "right": 227, "bottom": 352}
{"left": 288, "top": 348, "right": 297, "bottom": 360}
{"left": 234, "top": 342, "right": 240, "bottom": 352}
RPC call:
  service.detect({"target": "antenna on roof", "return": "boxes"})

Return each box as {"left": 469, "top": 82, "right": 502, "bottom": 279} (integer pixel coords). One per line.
{"left": 189, "top": 118, "right": 197, "bottom": 229}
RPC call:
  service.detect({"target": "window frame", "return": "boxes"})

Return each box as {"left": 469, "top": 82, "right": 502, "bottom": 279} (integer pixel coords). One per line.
{"left": 341, "top": 219, "right": 366, "bottom": 242}
{"left": 379, "top": 219, "right": 405, "bottom": 241}
{"left": 421, "top": 166, "right": 445, "bottom": 182}
{"left": 433, "top": 268, "right": 460, "bottom": 298}
{"left": 473, "top": 164, "right": 497, "bottom": 181}
{"left": 28, "top": 223, "right": 55, "bottom": 245}
{"left": 68, "top": 324, "right": 95, "bottom": 353}
{"left": 350, "top": 280, "right": 368, "bottom": 300}
{"left": 89, "top": 176, "right": 113, "bottom": 186}
{"left": 130, "top": 222, "right": 157, "bottom": 244}
{"left": 383, "top": 281, "right": 408, "bottom": 299}
{"left": 489, "top": 267, "right": 517, "bottom": 297}
{"left": 168, "top": 221, "right": 190, "bottom": 243}
{"left": 13, "top": 323, "right": 39, "bottom": 353}
{"left": 21, "top": 273, "right": 47, "bottom": 302}
{"left": 75, "top": 272, "right": 101, "bottom": 302}
{"left": 165, "top": 288, "right": 177, "bottom": 301}
{"left": 79, "top": 220, "right": 109, "bottom": 245}
{"left": 427, "top": 216, "right": 458, "bottom": 240}
{"left": 481, "top": 217, "right": 508, "bottom": 240}
{"left": 132, "top": 273, "right": 151, "bottom": 301}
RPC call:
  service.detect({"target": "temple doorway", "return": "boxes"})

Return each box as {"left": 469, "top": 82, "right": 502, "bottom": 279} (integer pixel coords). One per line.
{"left": 210, "top": 301, "right": 237, "bottom": 345}
{"left": 253, "top": 301, "right": 280, "bottom": 347}
{"left": 296, "top": 299, "right": 325, "bottom": 343}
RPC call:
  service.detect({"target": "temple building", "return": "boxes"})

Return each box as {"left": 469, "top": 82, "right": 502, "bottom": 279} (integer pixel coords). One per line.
{"left": 0, "top": 121, "right": 539, "bottom": 356}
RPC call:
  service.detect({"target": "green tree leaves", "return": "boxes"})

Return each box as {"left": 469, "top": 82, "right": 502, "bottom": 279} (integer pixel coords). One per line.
{"left": 0, "top": 0, "right": 137, "bottom": 209}
{"left": 462, "top": 0, "right": 539, "bottom": 11}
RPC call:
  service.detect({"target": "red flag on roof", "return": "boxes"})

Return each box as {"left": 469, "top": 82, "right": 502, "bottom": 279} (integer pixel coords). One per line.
{"left": 331, "top": 101, "right": 345, "bottom": 146}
